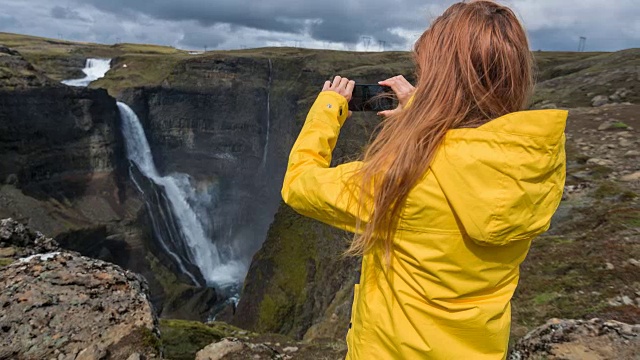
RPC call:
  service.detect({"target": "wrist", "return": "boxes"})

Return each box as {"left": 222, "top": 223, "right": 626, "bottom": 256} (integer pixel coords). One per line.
{"left": 315, "top": 91, "right": 349, "bottom": 126}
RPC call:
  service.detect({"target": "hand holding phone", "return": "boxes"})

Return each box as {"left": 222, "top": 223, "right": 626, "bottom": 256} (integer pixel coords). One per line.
{"left": 377, "top": 75, "right": 415, "bottom": 117}
{"left": 322, "top": 76, "right": 355, "bottom": 102}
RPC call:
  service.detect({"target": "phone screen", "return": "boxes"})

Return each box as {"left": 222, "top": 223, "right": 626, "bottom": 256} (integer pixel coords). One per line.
{"left": 349, "top": 84, "right": 396, "bottom": 112}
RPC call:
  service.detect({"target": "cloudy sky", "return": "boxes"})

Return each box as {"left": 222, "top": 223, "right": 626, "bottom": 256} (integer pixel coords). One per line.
{"left": 0, "top": 0, "right": 638, "bottom": 52}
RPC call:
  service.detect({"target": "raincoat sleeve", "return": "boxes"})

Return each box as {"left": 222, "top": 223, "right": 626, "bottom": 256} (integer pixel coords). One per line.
{"left": 281, "top": 91, "right": 364, "bottom": 233}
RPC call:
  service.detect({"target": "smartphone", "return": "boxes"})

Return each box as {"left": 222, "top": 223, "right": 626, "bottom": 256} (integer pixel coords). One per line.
{"left": 349, "top": 84, "right": 396, "bottom": 112}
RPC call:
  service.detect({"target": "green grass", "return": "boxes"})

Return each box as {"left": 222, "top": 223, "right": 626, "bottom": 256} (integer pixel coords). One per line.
{"left": 612, "top": 121, "right": 630, "bottom": 129}
{"left": 159, "top": 319, "right": 250, "bottom": 360}
{"left": 533, "top": 292, "right": 559, "bottom": 305}
{"left": 92, "top": 54, "right": 187, "bottom": 95}
{"left": 593, "top": 181, "right": 622, "bottom": 199}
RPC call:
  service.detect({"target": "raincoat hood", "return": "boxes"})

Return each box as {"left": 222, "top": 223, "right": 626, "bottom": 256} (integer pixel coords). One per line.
{"left": 431, "top": 109, "right": 568, "bottom": 245}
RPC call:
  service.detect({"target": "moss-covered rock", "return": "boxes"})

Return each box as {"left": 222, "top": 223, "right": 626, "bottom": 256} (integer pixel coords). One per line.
{"left": 231, "top": 204, "right": 359, "bottom": 339}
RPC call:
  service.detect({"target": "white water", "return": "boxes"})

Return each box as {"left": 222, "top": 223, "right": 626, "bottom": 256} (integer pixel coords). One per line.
{"left": 19, "top": 252, "right": 61, "bottom": 263}
{"left": 62, "top": 58, "right": 112, "bottom": 87}
{"left": 118, "top": 102, "right": 247, "bottom": 287}
{"left": 261, "top": 59, "right": 272, "bottom": 168}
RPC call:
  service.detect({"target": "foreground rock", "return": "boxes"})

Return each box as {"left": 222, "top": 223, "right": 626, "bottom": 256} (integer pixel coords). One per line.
{"left": 510, "top": 318, "right": 640, "bottom": 360}
{"left": 195, "top": 336, "right": 346, "bottom": 360}
{"left": 0, "top": 251, "right": 161, "bottom": 359}
{"left": 0, "top": 218, "right": 60, "bottom": 264}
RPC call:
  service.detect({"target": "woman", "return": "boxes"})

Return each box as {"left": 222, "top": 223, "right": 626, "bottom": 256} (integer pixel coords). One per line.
{"left": 282, "top": 1, "right": 566, "bottom": 359}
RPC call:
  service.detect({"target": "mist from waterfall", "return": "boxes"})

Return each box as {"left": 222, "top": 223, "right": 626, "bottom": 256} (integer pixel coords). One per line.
{"left": 117, "top": 102, "right": 247, "bottom": 287}
{"left": 61, "top": 58, "right": 111, "bottom": 87}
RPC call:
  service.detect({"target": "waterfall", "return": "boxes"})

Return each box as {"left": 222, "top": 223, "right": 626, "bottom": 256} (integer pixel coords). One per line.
{"left": 117, "top": 102, "right": 246, "bottom": 287}
{"left": 261, "top": 59, "right": 272, "bottom": 168}
{"left": 62, "top": 58, "right": 112, "bottom": 87}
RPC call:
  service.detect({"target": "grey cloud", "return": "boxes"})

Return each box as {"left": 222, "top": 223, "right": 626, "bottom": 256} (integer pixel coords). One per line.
{"left": 80, "top": 0, "right": 308, "bottom": 34}
{"left": 79, "top": 0, "right": 431, "bottom": 46}
{"left": 181, "top": 30, "right": 227, "bottom": 49}
{"left": 50, "top": 6, "right": 89, "bottom": 21}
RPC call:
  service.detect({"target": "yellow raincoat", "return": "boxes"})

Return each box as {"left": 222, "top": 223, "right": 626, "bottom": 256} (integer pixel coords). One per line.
{"left": 282, "top": 91, "right": 567, "bottom": 359}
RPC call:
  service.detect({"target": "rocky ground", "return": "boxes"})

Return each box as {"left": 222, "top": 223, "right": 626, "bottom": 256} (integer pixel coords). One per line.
{"left": 0, "top": 220, "right": 161, "bottom": 360}
{"left": 511, "top": 318, "right": 640, "bottom": 360}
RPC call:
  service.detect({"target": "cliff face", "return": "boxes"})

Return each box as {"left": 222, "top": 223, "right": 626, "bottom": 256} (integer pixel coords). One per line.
{"left": 0, "top": 46, "right": 127, "bottom": 244}
{"left": 0, "top": 86, "right": 122, "bottom": 197}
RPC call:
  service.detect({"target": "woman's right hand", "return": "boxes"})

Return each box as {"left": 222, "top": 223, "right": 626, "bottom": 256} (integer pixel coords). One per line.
{"left": 377, "top": 75, "right": 415, "bottom": 117}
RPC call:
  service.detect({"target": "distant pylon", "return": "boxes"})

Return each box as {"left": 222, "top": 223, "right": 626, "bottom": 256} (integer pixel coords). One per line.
{"left": 361, "top": 36, "right": 371, "bottom": 51}
{"left": 578, "top": 37, "right": 587, "bottom": 52}
{"left": 379, "top": 40, "right": 386, "bottom": 52}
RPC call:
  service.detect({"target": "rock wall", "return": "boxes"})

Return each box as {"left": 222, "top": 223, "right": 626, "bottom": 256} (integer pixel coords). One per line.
{"left": 0, "top": 46, "right": 128, "bottom": 238}
{"left": 0, "top": 48, "right": 197, "bottom": 321}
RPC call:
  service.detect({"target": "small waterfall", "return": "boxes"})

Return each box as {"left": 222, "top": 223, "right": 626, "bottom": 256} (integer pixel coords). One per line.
{"left": 62, "top": 58, "right": 112, "bottom": 87}
{"left": 118, "top": 102, "right": 246, "bottom": 287}
{"left": 261, "top": 59, "right": 272, "bottom": 168}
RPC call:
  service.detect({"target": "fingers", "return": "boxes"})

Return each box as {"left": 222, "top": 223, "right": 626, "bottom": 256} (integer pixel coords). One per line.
{"left": 321, "top": 76, "right": 355, "bottom": 102}
{"left": 339, "top": 77, "right": 349, "bottom": 90}
{"left": 332, "top": 75, "right": 341, "bottom": 89}
{"left": 346, "top": 80, "right": 355, "bottom": 97}
{"left": 378, "top": 75, "right": 415, "bottom": 107}
{"left": 377, "top": 108, "right": 399, "bottom": 117}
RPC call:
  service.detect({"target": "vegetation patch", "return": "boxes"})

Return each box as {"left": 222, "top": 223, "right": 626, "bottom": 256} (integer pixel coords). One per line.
{"left": 255, "top": 205, "right": 313, "bottom": 334}
{"left": 159, "top": 319, "right": 246, "bottom": 360}
{"left": 593, "top": 181, "right": 622, "bottom": 199}
{"left": 611, "top": 121, "right": 630, "bottom": 129}
{"left": 512, "top": 197, "right": 640, "bottom": 342}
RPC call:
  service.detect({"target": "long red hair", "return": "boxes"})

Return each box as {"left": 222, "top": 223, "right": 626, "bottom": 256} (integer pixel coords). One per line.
{"left": 347, "top": 0, "right": 534, "bottom": 260}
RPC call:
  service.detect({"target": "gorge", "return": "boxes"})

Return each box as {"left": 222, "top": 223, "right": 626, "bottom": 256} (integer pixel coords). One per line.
{"left": 59, "top": 56, "right": 280, "bottom": 305}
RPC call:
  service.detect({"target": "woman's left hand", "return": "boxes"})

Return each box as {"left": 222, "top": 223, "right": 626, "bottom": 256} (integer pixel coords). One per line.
{"left": 322, "top": 76, "right": 354, "bottom": 118}
{"left": 322, "top": 76, "right": 355, "bottom": 102}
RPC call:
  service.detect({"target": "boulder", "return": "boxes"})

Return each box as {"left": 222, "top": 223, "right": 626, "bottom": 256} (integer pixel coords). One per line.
{"left": 195, "top": 339, "right": 244, "bottom": 360}
{"left": 510, "top": 318, "right": 640, "bottom": 360}
{"left": 0, "top": 251, "right": 161, "bottom": 359}
{"left": 620, "top": 171, "right": 640, "bottom": 182}
{"left": 591, "top": 95, "right": 610, "bottom": 107}
{"left": 586, "top": 158, "right": 614, "bottom": 167}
